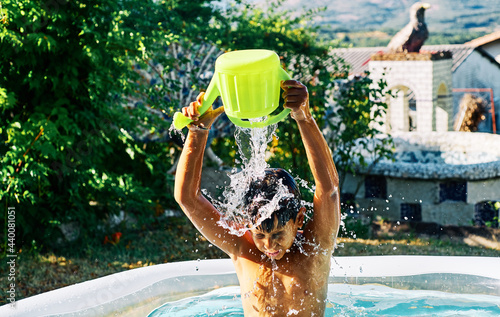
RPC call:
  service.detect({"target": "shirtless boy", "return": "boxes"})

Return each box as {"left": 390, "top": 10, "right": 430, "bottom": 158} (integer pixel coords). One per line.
{"left": 174, "top": 80, "right": 340, "bottom": 316}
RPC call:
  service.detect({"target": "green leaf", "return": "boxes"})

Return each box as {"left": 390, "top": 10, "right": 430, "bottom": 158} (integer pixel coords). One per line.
{"left": 6, "top": 166, "right": 15, "bottom": 174}
{"left": 145, "top": 160, "right": 154, "bottom": 174}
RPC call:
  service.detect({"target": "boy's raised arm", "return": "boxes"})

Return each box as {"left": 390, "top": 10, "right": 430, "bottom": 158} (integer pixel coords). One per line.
{"left": 174, "top": 93, "right": 244, "bottom": 256}
{"left": 281, "top": 80, "right": 341, "bottom": 249}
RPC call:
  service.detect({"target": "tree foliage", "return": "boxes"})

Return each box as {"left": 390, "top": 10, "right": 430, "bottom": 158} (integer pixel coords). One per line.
{"left": 0, "top": 0, "right": 224, "bottom": 248}
{"left": 209, "top": 0, "right": 347, "bottom": 192}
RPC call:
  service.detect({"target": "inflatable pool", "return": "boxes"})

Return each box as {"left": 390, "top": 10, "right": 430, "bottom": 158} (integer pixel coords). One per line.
{"left": 3, "top": 256, "right": 500, "bottom": 316}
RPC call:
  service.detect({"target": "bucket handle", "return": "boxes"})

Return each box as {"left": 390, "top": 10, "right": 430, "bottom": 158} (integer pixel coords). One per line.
{"left": 172, "top": 77, "right": 220, "bottom": 130}
{"left": 229, "top": 68, "right": 292, "bottom": 128}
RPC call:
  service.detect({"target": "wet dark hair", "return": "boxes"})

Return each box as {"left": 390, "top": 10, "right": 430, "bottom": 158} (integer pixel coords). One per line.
{"left": 244, "top": 168, "right": 302, "bottom": 233}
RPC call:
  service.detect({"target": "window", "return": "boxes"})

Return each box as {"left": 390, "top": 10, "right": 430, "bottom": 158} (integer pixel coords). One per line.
{"left": 364, "top": 175, "right": 387, "bottom": 199}
{"left": 474, "top": 201, "right": 499, "bottom": 228}
{"left": 401, "top": 203, "right": 422, "bottom": 222}
{"left": 407, "top": 90, "right": 417, "bottom": 131}
{"left": 341, "top": 193, "right": 356, "bottom": 213}
{"left": 439, "top": 181, "right": 467, "bottom": 202}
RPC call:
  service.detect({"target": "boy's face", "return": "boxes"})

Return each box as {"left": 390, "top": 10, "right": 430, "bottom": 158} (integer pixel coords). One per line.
{"left": 250, "top": 208, "right": 305, "bottom": 260}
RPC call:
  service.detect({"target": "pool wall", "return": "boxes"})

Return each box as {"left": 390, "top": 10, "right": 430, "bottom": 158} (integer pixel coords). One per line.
{"left": 1, "top": 259, "right": 237, "bottom": 317}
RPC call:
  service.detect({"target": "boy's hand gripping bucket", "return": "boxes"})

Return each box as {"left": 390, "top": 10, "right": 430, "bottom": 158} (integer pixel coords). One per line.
{"left": 173, "top": 49, "right": 291, "bottom": 129}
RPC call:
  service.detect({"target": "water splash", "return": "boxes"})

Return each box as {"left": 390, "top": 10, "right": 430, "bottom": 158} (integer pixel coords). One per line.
{"left": 215, "top": 120, "right": 297, "bottom": 236}
{"left": 211, "top": 118, "right": 320, "bottom": 238}
{"left": 271, "top": 259, "right": 278, "bottom": 271}
{"left": 168, "top": 121, "right": 186, "bottom": 142}
{"left": 293, "top": 237, "right": 310, "bottom": 256}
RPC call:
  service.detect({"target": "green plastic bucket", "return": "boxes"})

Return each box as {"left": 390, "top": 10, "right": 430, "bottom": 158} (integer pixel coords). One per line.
{"left": 173, "top": 49, "right": 291, "bottom": 129}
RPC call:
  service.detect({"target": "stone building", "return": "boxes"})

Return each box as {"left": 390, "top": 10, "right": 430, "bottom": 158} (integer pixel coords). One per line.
{"left": 331, "top": 36, "right": 500, "bottom": 227}
{"left": 342, "top": 131, "right": 500, "bottom": 226}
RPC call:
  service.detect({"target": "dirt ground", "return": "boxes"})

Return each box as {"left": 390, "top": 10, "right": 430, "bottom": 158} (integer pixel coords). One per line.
{"left": 373, "top": 220, "right": 500, "bottom": 251}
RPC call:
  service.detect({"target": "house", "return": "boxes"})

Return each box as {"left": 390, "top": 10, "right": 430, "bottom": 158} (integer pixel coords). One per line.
{"left": 330, "top": 33, "right": 500, "bottom": 227}
{"left": 331, "top": 37, "right": 500, "bottom": 134}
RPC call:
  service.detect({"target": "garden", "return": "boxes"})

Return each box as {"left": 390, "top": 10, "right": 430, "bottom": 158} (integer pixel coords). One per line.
{"left": 1, "top": 0, "right": 499, "bottom": 304}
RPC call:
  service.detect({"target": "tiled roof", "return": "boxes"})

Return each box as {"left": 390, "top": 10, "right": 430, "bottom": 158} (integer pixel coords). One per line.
{"left": 330, "top": 45, "right": 476, "bottom": 74}
{"left": 422, "top": 45, "right": 477, "bottom": 72}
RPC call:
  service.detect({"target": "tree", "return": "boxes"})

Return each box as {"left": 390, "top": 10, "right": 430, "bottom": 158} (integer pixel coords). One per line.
{"left": 323, "top": 74, "right": 395, "bottom": 202}
{"left": 1, "top": 0, "right": 392, "bottom": 250}
{"left": 0, "top": 0, "right": 224, "bottom": 248}
{"left": 208, "top": 1, "right": 346, "bottom": 194}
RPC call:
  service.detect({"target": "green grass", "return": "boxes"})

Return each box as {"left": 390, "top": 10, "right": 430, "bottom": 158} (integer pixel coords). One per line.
{"left": 1, "top": 216, "right": 499, "bottom": 305}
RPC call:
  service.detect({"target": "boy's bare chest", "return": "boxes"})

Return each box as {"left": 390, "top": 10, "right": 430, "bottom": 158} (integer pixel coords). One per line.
{"left": 235, "top": 257, "right": 329, "bottom": 316}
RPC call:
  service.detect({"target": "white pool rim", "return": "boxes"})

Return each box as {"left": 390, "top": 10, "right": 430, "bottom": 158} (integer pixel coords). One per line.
{"left": 3, "top": 256, "right": 500, "bottom": 316}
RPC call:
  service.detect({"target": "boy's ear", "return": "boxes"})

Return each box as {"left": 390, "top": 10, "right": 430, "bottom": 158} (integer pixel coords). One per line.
{"left": 296, "top": 207, "right": 306, "bottom": 227}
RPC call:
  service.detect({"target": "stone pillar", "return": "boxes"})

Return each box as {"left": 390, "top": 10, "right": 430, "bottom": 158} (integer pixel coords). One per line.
{"left": 369, "top": 52, "right": 453, "bottom": 133}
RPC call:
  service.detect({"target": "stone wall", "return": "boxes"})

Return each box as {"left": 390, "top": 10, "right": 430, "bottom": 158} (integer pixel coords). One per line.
{"left": 343, "top": 132, "right": 500, "bottom": 226}
{"left": 345, "top": 173, "right": 499, "bottom": 226}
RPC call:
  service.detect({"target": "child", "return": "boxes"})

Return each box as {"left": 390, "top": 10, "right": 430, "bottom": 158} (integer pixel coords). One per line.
{"left": 174, "top": 80, "right": 340, "bottom": 316}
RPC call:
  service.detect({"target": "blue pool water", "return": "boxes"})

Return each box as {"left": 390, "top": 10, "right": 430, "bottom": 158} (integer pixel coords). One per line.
{"left": 148, "top": 284, "right": 500, "bottom": 316}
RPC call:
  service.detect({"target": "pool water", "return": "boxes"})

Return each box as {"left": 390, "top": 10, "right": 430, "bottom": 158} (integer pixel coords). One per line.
{"left": 148, "top": 284, "right": 500, "bottom": 317}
